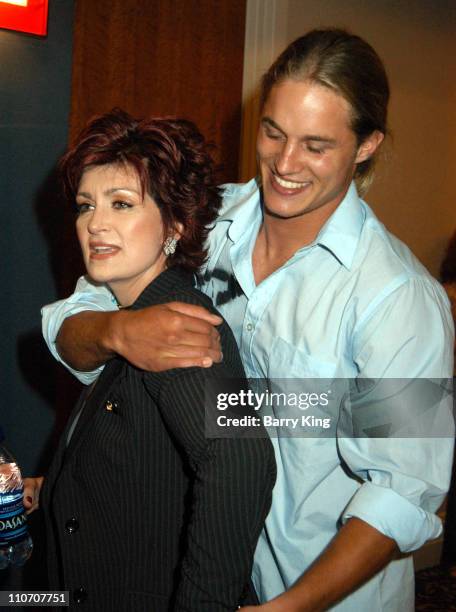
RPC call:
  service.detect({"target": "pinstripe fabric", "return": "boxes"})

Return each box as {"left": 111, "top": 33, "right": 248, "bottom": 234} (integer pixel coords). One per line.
{"left": 41, "top": 267, "right": 276, "bottom": 611}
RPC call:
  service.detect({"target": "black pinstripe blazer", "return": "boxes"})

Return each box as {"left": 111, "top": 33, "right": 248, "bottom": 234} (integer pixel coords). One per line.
{"left": 41, "top": 267, "right": 276, "bottom": 612}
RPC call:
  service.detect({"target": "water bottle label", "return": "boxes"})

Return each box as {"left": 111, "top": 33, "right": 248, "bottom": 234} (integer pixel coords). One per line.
{"left": 0, "top": 490, "right": 28, "bottom": 546}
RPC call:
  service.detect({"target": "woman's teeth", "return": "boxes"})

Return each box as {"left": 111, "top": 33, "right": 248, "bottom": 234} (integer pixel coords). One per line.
{"left": 92, "top": 246, "right": 117, "bottom": 253}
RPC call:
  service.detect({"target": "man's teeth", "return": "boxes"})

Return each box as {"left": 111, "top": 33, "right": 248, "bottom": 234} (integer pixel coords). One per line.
{"left": 275, "top": 176, "right": 307, "bottom": 189}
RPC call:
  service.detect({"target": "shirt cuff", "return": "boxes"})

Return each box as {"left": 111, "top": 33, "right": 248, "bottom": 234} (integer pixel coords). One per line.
{"left": 41, "top": 289, "right": 116, "bottom": 385}
{"left": 342, "top": 481, "right": 442, "bottom": 552}
{"left": 59, "top": 361, "right": 104, "bottom": 386}
{"left": 41, "top": 300, "right": 106, "bottom": 385}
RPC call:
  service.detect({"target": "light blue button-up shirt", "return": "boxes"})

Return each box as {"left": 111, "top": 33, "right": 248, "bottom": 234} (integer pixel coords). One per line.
{"left": 42, "top": 179, "right": 454, "bottom": 611}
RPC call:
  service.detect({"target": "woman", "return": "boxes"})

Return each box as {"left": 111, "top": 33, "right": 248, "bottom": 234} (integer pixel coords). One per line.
{"left": 35, "top": 110, "right": 276, "bottom": 611}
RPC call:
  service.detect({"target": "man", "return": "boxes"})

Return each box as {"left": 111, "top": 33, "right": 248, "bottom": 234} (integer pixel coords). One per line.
{"left": 42, "top": 30, "right": 454, "bottom": 610}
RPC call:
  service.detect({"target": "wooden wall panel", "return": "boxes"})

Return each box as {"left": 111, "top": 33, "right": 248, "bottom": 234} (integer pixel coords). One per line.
{"left": 70, "top": 0, "right": 247, "bottom": 182}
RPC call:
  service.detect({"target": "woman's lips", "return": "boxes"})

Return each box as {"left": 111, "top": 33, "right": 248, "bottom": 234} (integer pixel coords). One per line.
{"left": 89, "top": 243, "right": 120, "bottom": 260}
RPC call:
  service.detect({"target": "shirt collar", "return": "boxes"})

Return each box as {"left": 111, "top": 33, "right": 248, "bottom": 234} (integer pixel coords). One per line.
{"left": 315, "top": 182, "right": 365, "bottom": 270}
{"left": 217, "top": 178, "right": 262, "bottom": 243}
{"left": 216, "top": 179, "right": 365, "bottom": 269}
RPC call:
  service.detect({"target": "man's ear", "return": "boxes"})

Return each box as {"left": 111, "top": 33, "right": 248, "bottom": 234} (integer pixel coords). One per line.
{"left": 355, "top": 130, "right": 385, "bottom": 164}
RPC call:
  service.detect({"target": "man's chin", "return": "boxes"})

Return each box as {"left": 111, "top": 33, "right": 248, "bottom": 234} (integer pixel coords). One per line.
{"left": 262, "top": 197, "right": 313, "bottom": 220}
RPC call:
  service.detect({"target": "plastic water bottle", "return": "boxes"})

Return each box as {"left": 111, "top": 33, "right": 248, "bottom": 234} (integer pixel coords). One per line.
{"left": 0, "top": 427, "right": 33, "bottom": 569}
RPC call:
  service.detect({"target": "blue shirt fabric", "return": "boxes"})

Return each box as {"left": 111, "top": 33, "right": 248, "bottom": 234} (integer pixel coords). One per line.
{"left": 42, "top": 179, "right": 454, "bottom": 611}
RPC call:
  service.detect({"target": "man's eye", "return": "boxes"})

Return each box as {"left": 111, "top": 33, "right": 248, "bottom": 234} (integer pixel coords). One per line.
{"left": 265, "top": 129, "right": 283, "bottom": 141}
{"left": 76, "top": 202, "right": 93, "bottom": 214}
{"left": 113, "top": 200, "right": 133, "bottom": 209}
{"left": 307, "top": 145, "right": 324, "bottom": 154}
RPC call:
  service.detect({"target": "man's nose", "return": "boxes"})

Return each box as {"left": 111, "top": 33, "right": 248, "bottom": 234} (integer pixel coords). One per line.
{"left": 274, "top": 141, "right": 303, "bottom": 176}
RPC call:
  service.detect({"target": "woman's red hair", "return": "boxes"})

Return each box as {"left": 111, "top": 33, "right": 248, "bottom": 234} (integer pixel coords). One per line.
{"left": 60, "top": 108, "right": 221, "bottom": 272}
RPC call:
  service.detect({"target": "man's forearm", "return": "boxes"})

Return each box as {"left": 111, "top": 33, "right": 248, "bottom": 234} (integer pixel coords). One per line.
{"left": 55, "top": 303, "right": 223, "bottom": 374}
{"left": 56, "top": 310, "right": 120, "bottom": 371}
{"left": 254, "top": 518, "right": 398, "bottom": 612}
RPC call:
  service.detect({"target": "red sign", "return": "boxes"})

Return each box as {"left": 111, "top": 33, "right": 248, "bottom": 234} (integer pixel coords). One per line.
{"left": 0, "top": 0, "right": 49, "bottom": 36}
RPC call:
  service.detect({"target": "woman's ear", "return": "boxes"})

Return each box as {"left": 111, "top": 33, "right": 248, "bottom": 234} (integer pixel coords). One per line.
{"left": 174, "top": 222, "right": 184, "bottom": 241}
{"left": 355, "top": 130, "right": 385, "bottom": 164}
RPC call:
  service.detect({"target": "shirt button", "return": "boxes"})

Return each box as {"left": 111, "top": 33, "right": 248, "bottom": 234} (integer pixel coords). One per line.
{"left": 65, "top": 517, "right": 79, "bottom": 534}
{"left": 73, "top": 587, "right": 87, "bottom": 604}
{"left": 246, "top": 323, "right": 253, "bottom": 332}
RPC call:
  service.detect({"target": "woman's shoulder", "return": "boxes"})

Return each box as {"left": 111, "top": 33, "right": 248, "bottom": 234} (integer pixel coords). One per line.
{"left": 134, "top": 267, "right": 244, "bottom": 380}
{"left": 167, "top": 285, "right": 237, "bottom": 348}
{"left": 137, "top": 266, "right": 217, "bottom": 313}
{"left": 166, "top": 284, "right": 218, "bottom": 313}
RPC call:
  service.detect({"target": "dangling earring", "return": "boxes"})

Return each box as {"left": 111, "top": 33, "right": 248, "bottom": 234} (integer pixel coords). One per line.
{"left": 163, "top": 236, "right": 177, "bottom": 256}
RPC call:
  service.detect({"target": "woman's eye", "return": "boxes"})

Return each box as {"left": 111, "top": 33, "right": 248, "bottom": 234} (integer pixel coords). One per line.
{"left": 76, "top": 202, "right": 93, "bottom": 214}
{"left": 113, "top": 200, "right": 133, "bottom": 209}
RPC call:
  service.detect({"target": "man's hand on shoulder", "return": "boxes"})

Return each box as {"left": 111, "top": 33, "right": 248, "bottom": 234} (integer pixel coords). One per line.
{"left": 111, "top": 302, "right": 223, "bottom": 371}
{"left": 57, "top": 302, "right": 223, "bottom": 373}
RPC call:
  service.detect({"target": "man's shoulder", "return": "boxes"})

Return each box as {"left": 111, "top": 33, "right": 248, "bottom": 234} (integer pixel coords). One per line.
{"left": 356, "top": 204, "right": 437, "bottom": 287}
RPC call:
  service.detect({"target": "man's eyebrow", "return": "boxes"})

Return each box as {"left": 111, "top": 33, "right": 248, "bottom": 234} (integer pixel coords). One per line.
{"left": 261, "top": 117, "right": 285, "bottom": 134}
{"left": 261, "top": 118, "right": 336, "bottom": 145}
{"left": 303, "top": 135, "right": 337, "bottom": 145}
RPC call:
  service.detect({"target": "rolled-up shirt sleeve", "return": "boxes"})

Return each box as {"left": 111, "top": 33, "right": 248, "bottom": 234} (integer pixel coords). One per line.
{"left": 339, "top": 276, "right": 455, "bottom": 552}
{"left": 41, "top": 276, "right": 116, "bottom": 385}
{"left": 340, "top": 438, "right": 452, "bottom": 551}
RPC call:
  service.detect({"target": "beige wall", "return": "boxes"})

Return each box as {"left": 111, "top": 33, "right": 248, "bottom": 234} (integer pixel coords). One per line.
{"left": 241, "top": 0, "right": 456, "bottom": 276}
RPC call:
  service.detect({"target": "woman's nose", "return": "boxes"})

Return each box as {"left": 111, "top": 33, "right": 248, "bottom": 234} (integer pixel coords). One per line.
{"left": 87, "top": 207, "right": 109, "bottom": 234}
